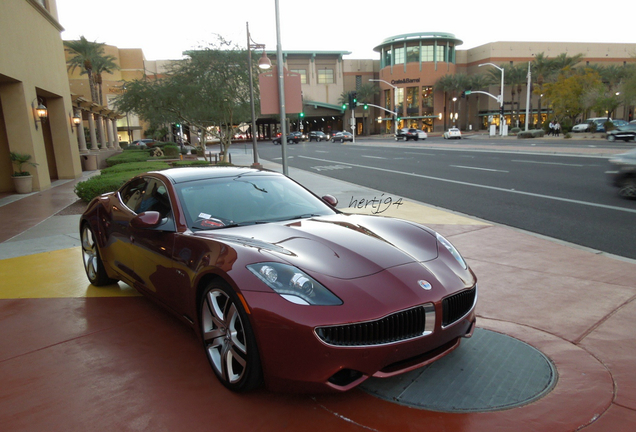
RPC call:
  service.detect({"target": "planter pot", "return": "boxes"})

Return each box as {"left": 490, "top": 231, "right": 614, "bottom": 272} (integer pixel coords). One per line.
{"left": 12, "top": 175, "right": 33, "bottom": 194}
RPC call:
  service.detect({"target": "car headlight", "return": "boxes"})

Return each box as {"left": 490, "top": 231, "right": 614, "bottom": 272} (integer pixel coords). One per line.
{"left": 436, "top": 233, "right": 467, "bottom": 269}
{"left": 247, "top": 263, "right": 343, "bottom": 306}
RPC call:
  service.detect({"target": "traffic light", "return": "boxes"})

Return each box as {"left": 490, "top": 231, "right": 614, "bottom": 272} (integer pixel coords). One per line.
{"left": 299, "top": 112, "right": 305, "bottom": 118}
{"left": 351, "top": 91, "right": 358, "bottom": 109}
{"left": 460, "top": 91, "right": 465, "bottom": 98}
{"left": 341, "top": 103, "right": 347, "bottom": 110}
{"left": 363, "top": 104, "right": 368, "bottom": 110}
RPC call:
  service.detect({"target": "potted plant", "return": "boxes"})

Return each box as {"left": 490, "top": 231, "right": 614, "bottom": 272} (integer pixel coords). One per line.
{"left": 10, "top": 151, "right": 38, "bottom": 194}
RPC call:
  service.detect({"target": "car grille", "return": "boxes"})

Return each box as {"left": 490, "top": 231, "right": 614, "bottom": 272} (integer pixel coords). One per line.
{"left": 315, "top": 304, "right": 434, "bottom": 347}
{"left": 442, "top": 286, "right": 477, "bottom": 327}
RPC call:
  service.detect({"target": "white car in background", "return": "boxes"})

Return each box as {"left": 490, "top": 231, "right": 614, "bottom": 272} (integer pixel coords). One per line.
{"left": 443, "top": 128, "right": 462, "bottom": 139}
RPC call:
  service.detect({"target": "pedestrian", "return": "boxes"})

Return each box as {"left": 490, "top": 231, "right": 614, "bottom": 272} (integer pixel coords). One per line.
{"left": 554, "top": 121, "right": 561, "bottom": 137}
{"left": 549, "top": 120, "right": 555, "bottom": 136}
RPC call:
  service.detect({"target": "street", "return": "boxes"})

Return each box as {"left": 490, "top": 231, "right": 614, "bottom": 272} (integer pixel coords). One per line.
{"left": 258, "top": 136, "right": 636, "bottom": 260}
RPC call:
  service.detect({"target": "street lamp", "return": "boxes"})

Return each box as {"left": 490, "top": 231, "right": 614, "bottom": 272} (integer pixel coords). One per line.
{"left": 369, "top": 79, "right": 398, "bottom": 136}
{"left": 247, "top": 22, "right": 272, "bottom": 169}
{"left": 452, "top": 97, "right": 457, "bottom": 124}
{"left": 478, "top": 63, "right": 505, "bottom": 136}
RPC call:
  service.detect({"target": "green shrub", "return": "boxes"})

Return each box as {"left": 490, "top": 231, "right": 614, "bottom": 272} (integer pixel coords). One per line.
{"left": 517, "top": 129, "right": 545, "bottom": 139}
{"left": 101, "top": 161, "right": 171, "bottom": 175}
{"left": 163, "top": 145, "right": 180, "bottom": 157}
{"left": 105, "top": 149, "right": 151, "bottom": 166}
{"left": 172, "top": 160, "right": 211, "bottom": 167}
{"left": 75, "top": 161, "right": 170, "bottom": 202}
{"left": 180, "top": 146, "right": 189, "bottom": 155}
{"left": 510, "top": 127, "right": 521, "bottom": 135}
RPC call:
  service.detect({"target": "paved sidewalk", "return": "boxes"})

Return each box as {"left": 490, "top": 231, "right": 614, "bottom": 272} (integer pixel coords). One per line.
{"left": 0, "top": 147, "right": 635, "bottom": 431}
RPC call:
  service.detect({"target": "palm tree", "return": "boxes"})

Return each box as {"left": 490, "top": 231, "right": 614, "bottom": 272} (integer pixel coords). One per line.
{"left": 434, "top": 74, "right": 456, "bottom": 130}
{"left": 469, "top": 74, "right": 491, "bottom": 129}
{"left": 355, "top": 83, "right": 379, "bottom": 135}
{"left": 64, "top": 36, "right": 108, "bottom": 103}
{"left": 506, "top": 64, "right": 528, "bottom": 127}
{"left": 531, "top": 53, "right": 555, "bottom": 128}
{"left": 92, "top": 54, "right": 120, "bottom": 105}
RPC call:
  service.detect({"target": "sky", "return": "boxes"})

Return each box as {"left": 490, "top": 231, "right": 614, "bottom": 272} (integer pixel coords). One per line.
{"left": 56, "top": 0, "right": 635, "bottom": 61}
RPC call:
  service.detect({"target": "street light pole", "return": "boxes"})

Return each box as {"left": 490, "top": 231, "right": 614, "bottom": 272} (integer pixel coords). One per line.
{"left": 247, "top": 22, "right": 271, "bottom": 169}
{"left": 275, "top": 0, "right": 288, "bottom": 176}
{"left": 452, "top": 97, "right": 457, "bottom": 125}
{"left": 369, "top": 79, "right": 398, "bottom": 136}
{"left": 479, "top": 63, "right": 505, "bottom": 136}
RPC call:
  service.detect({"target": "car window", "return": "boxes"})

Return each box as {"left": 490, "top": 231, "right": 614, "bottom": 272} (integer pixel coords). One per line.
{"left": 137, "top": 178, "right": 173, "bottom": 218}
{"left": 120, "top": 177, "right": 148, "bottom": 213}
{"left": 176, "top": 174, "right": 336, "bottom": 229}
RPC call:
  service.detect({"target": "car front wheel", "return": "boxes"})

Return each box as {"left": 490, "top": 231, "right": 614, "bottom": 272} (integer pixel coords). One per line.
{"left": 607, "top": 134, "right": 616, "bottom": 142}
{"left": 81, "top": 223, "right": 118, "bottom": 286}
{"left": 618, "top": 178, "right": 636, "bottom": 199}
{"left": 200, "top": 281, "right": 262, "bottom": 391}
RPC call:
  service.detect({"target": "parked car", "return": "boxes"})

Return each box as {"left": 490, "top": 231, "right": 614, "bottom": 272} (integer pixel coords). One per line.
{"left": 331, "top": 131, "right": 353, "bottom": 142}
{"left": 395, "top": 128, "right": 427, "bottom": 141}
{"left": 273, "top": 131, "right": 304, "bottom": 144}
{"left": 308, "top": 131, "right": 329, "bottom": 142}
{"left": 572, "top": 117, "right": 611, "bottom": 133}
{"left": 132, "top": 139, "right": 155, "bottom": 146}
{"left": 80, "top": 167, "right": 477, "bottom": 392}
{"left": 606, "top": 148, "right": 636, "bottom": 198}
{"left": 606, "top": 124, "right": 636, "bottom": 142}
{"left": 443, "top": 128, "right": 462, "bottom": 139}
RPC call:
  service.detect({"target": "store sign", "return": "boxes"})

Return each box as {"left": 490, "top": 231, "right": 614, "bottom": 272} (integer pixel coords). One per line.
{"left": 391, "top": 78, "right": 421, "bottom": 85}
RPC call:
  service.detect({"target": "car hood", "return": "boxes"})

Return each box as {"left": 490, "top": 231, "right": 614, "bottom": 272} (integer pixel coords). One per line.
{"left": 204, "top": 214, "right": 439, "bottom": 279}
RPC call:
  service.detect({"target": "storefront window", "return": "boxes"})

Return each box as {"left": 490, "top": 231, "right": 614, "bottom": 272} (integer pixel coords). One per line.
{"left": 421, "top": 86, "right": 433, "bottom": 115}
{"left": 406, "top": 87, "right": 419, "bottom": 116}
{"left": 317, "top": 69, "right": 334, "bottom": 84}
{"left": 384, "top": 89, "right": 392, "bottom": 112}
{"left": 406, "top": 46, "right": 419, "bottom": 63}
{"left": 394, "top": 47, "right": 405, "bottom": 65}
{"left": 395, "top": 88, "right": 404, "bottom": 116}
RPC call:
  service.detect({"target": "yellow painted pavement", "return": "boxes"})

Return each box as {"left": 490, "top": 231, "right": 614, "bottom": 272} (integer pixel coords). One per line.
{"left": 0, "top": 247, "right": 139, "bottom": 299}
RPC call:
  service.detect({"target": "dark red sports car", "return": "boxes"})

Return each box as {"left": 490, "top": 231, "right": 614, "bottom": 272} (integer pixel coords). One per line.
{"left": 80, "top": 167, "right": 477, "bottom": 393}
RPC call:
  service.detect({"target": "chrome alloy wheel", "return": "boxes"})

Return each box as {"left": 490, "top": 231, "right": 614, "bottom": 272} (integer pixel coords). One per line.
{"left": 81, "top": 225, "right": 99, "bottom": 282}
{"left": 201, "top": 288, "right": 248, "bottom": 386}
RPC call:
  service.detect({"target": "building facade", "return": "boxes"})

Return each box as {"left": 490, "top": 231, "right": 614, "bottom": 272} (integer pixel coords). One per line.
{"left": 0, "top": 0, "right": 82, "bottom": 193}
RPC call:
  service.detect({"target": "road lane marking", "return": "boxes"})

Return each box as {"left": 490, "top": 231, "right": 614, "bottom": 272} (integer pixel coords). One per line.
{"left": 451, "top": 165, "right": 509, "bottom": 173}
{"left": 298, "top": 155, "right": 636, "bottom": 214}
{"left": 512, "top": 159, "right": 585, "bottom": 167}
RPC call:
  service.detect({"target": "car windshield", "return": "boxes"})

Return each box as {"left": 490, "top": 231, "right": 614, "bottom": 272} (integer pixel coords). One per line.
{"left": 174, "top": 173, "right": 337, "bottom": 230}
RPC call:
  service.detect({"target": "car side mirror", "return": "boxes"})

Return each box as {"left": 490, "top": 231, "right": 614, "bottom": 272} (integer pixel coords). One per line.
{"left": 131, "top": 211, "right": 162, "bottom": 229}
{"left": 322, "top": 195, "right": 338, "bottom": 207}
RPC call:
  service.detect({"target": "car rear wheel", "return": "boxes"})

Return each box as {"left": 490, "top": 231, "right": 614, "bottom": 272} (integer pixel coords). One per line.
{"left": 81, "top": 224, "right": 118, "bottom": 286}
{"left": 200, "top": 280, "right": 262, "bottom": 391}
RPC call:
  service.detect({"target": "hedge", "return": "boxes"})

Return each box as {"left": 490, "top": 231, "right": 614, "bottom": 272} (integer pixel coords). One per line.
{"left": 74, "top": 159, "right": 214, "bottom": 202}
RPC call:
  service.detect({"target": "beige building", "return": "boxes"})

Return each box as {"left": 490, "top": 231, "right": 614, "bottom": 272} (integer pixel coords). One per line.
{"left": 0, "top": 0, "right": 83, "bottom": 193}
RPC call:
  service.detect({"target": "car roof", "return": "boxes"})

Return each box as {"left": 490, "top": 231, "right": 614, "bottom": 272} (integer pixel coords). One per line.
{"left": 148, "top": 166, "right": 275, "bottom": 184}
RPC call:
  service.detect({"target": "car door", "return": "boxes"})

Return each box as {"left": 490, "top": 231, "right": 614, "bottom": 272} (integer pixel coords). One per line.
{"left": 127, "top": 177, "right": 187, "bottom": 311}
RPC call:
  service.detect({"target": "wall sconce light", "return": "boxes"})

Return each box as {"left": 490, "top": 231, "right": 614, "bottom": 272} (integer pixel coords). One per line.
{"left": 32, "top": 98, "right": 48, "bottom": 130}
{"left": 69, "top": 111, "right": 82, "bottom": 133}
{"left": 438, "top": 113, "right": 443, "bottom": 120}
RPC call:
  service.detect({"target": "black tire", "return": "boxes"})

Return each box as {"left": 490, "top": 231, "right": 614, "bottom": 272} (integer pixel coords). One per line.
{"left": 200, "top": 280, "right": 262, "bottom": 392}
{"left": 618, "top": 178, "right": 636, "bottom": 199}
{"left": 81, "top": 223, "right": 118, "bottom": 286}
{"left": 607, "top": 134, "right": 616, "bottom": 142}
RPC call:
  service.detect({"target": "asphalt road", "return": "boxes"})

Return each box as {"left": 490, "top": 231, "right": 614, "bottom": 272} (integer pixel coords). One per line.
{"left": 258, "top": 136, "right": 636, "bottom": 260}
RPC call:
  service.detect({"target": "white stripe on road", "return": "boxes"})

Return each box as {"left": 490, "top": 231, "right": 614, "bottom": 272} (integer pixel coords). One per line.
{"left": 451, "top": 165, "right": 509, "bottom": 173}
{"left": 298, "top": 155, "right": 636, "bottom": 214}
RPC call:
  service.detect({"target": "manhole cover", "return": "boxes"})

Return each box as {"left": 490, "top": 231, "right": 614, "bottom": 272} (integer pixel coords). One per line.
{"left": 360, "top": 328, "right": 557, "bottom": 412}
